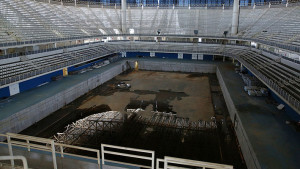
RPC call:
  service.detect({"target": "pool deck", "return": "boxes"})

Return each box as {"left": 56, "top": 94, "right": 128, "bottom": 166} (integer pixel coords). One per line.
{"left": 218, "top": 63, "right": 300, "bottom": 169}
{"left": 0, "top": 60, "right": 125, "bottom": 121}
{"left": 0, "top": 58, "right": 299, "bottom": 169}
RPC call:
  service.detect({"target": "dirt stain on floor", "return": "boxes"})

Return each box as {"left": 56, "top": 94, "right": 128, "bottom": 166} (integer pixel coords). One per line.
{"left": 78, "top": 71, "right": 214, "bottom": 121}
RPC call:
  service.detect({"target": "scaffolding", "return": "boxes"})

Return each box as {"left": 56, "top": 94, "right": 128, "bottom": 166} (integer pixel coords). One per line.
{"left": 54, "top": 110, "right": 217, "bottom": 144}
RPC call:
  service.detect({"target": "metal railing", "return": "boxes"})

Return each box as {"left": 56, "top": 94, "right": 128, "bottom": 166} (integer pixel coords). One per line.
{"left": 101, "top": 144, "right": 155, "bottom": 169}
{"left": 39, "top": 0, "right": 300, "bottom": 8}
{"left": 157, "top": 156, "right": 233, "bottom": 169}
{"left": 0, "top": 156, "right": 29, "bottom": 169}
{"left": 0, "top": 132, "right": 235, "bottom": 169}
{"left": 1, "top": 34, "right": 299, "bottom": 55}
{"left": 0, "top": 133, "right": 101, "bottom": 169}
{"left": 0, "top": 41, "right": 102, "bottom": 59}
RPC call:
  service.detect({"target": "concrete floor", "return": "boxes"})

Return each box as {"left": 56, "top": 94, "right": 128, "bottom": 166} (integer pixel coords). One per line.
{"left": 218, "top": 63, "right": 300, "bottom": 169}
{"left": 79, "top": 70, "right": 214, "bottom": 121}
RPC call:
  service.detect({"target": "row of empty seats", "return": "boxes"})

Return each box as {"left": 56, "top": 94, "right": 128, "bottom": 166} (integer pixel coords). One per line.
{"left": 0, "top": 45, "right": 115, "bottom": 86}
{"left": 0, "top": 0, "right": 300, "bottom": 50}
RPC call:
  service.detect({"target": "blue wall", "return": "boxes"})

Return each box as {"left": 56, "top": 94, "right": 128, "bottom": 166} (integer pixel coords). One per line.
{"left": 155, "top": 52, "right": 178, "bottom": 59}
{"left": 126, "top": 52, "right": 150, "bottom": 58}
{"left": 0, "top": 58, "right": 107, "bottom": 99}
{"left": 269, "top": 90, "right": 300, "bottom": 121}
{"left": 126, "top": 52, "right": 178, "bottom": 59}
{"left": 19, "top": 70, "right": 63, "bottom": 93}
{"left": 0, "top": 87, "right": 10, "bottom": 99}
{"left": 68, "top": 59, "right": 105, "bottom": 72}
{"left": 183, "top": 54, "right": 192, "bottom": 60}
{"left": 203, "top": 54, "right": 213, "bottom": 61}
{"left": 245, "top": 69, "right": 300, "bottom": 121}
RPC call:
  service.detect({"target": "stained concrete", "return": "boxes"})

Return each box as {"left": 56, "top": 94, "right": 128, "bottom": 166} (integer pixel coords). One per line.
{"left": 79, "top": 71, "right": 214, "bottom": 121}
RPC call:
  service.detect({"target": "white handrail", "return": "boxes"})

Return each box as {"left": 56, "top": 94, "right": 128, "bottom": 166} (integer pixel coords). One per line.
{"left": 1, "top": 133, "right": 101, "bottom": 169}
{"left": 164, "top": 156, "right": 233, "bottom": 169}
{"left": 101, "top": 144, "right": 155, "bottom": 169}
{"left": 0, "top": 156, "right": 29, "bottom": 169}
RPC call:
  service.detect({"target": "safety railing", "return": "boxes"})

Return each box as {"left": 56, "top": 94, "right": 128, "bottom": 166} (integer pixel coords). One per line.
{"left": 5, "top": 133, "right": 58, "bottom": 169}
{"left": 1, "top": 34, "right": 299, "bottom": 55}
{"left": 56, "top": 143, "right": 101, "bottom": 166}
{"left": 0, "top": 41, "right": 102, "bottom": 59}
{"left": 0, "top": 156, "right": 29, "bottom": 169}
{"left": 158, "top": 156, "right": 233, "bottom": 169}
{"left": 0, "top": 133, "right": 101, "bottom": 169}
{"left": 101, "top": 144, "right": 155, "bottom": 169}
{"left": 35, "top": 0, "right": 300, "bottom": 8}
{"left": 0, "top": 132, "right": 237, "bottom": 169}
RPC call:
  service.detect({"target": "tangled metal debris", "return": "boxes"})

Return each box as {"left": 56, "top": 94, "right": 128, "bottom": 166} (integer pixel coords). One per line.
{"left": 54, "top": 110, "right": 217, "bottom": 144}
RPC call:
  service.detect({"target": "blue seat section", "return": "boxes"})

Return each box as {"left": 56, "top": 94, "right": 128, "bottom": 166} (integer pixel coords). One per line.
{"left": 19, "top": 70, "right": 63, "bottom": 93}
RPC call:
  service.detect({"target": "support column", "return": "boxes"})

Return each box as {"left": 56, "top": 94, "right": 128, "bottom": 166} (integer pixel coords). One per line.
{"left": 75, "top": 0, "right": 77, "bottom": 7}
{"left": 231, "top": 0, "right": 240, "bottom": 35}
{"left": 121, "top": 0, "right": 127, "bottom": 34}
{"left": 223, "top": 56, "right": 225, "bottom": 62}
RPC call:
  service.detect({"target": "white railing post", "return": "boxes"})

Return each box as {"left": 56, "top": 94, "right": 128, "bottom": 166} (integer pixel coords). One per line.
{"left": 151, "top": 152, "right": 155, "bottom": 169}
{"left": 164, "top": 157, "right": 167, "bottom": 169}
{"left": 51, "top": 140, "right": 58, "bottom": 169}
{"left": 60, "top": 145, "right": 64, "bottom": 157}
{"left": 26, "top": 140, "right": 30, "bottom": 151}
{"left": 7, "top": 136, "right": 15, "bottom": 168}
{"left": 101, "top": 144, "right": 105, "bottom": 165}
{"left": 97, "top": 150, "right": 101, "bottom": 169}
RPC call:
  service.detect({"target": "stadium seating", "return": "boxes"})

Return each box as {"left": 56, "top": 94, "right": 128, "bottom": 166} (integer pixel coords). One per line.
{"left": 0, "top": 0, "right": 300, "bottom": 47}
{"left": 0, "top": 45, "right": 114, "bottom": 86}
{"left": 0, "top": 0, "right": 299, "bottom": 111}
